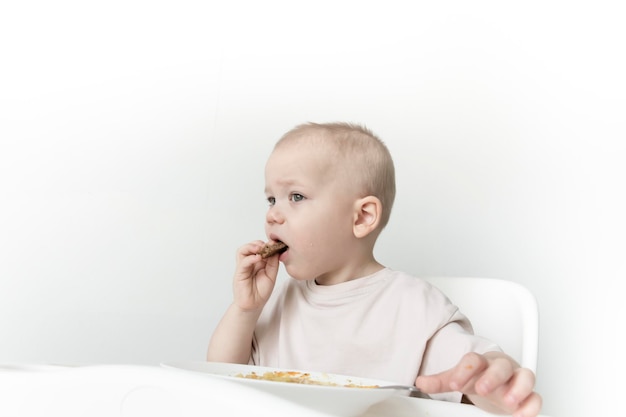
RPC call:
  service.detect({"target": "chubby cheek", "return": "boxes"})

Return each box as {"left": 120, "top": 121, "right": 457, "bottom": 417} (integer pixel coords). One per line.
{"left": 289, "top": 216, "right": 324, "bottom": 255}
{"left": 283, "top": 238, "right": 327, "bottom": 280}
{"left": 284, "top": 211, "right": 349, "bottom": 278}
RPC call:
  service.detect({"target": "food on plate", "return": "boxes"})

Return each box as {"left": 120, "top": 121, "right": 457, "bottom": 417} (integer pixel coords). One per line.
{"left": 258, "top": 241, "right": 288, "bottom": 259}
{"left": 235, "top": 370, "right": 378, "bottom": 389}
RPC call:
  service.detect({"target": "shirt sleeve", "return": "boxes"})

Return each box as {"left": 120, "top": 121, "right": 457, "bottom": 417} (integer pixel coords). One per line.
{"left": 419, "top": 313, "right": 502, "bottom": 402}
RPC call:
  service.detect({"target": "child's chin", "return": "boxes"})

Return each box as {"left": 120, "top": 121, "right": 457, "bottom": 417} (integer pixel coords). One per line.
{"left": 283, "top": 266, "right": 311, "bottom": 281}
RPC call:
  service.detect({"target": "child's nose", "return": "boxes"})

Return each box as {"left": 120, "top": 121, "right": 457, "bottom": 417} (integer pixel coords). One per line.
{"left": 265, "top": 205, "right": 285, "bottom": 224}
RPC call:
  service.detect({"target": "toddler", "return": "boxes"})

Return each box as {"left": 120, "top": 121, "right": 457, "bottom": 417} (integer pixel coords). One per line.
{"left": 207, "top": 122, "right": 541, "bottom": 416}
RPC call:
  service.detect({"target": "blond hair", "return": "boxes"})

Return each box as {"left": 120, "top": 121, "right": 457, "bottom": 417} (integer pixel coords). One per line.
{"left": 276, "top": 122, "right": 396, "bottom": 229}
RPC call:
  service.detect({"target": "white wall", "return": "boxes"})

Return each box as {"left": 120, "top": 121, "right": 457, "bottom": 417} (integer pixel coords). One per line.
{"left": 1, "top": 2, "right": 624, "bottom": 416}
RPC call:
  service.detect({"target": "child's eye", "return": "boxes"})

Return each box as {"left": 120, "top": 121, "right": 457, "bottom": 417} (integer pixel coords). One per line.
{"left": 267, "top": 196, "right": 276, "bottom": 206}
{"left": 290, "top": 193, "right": 305, "bottom": 202}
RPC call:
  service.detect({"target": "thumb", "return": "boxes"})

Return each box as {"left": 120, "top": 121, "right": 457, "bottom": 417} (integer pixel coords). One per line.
{"left": 414, "top": 369, "right": 457, "bottom": 394}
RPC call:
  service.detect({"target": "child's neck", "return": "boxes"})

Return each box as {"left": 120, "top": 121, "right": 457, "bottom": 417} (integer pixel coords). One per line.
{"left": 313, "top": 260, "right": 384, "bottom": 286}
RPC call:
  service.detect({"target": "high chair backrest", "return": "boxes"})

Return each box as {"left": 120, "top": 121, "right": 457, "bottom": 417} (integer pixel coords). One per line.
{"left": 423, "top": 277, "right": 539, "bottom": 372}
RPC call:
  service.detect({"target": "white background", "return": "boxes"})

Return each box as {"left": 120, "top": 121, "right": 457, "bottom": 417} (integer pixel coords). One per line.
{"left": 1, "top": 2, "right": 624, "bottom": 416}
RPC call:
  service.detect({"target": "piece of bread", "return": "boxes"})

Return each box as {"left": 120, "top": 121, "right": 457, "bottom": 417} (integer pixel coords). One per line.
{"left": 258, "top": 241, "right": 288, "bottom": 259}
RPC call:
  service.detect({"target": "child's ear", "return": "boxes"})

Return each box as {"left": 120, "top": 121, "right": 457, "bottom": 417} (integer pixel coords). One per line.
{"left": 353, "top": 196, "right": 382, "bottom": 238}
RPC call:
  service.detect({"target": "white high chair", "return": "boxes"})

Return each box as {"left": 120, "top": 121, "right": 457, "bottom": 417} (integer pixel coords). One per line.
{"left": 423, "top": 277, "right": 539, "bottom": 372}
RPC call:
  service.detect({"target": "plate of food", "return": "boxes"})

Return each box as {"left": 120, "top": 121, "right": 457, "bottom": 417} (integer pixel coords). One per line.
{"left": 161, "top": 361, "right": 410, "bottom": 417}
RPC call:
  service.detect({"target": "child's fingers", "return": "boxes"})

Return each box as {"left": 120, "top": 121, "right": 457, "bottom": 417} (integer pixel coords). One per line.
{"left": 417, "top": 353, "right": 541, "bottom": 417}
{"left": 472, "top": 354, "right": 515, "bottom": 396}
{"left": 446, "top": 352, "right": 490, "bottom": 392}
{"left": 234, "top": 241, "right": 267, "bottom": 275}
{"left": 413, "top": 373, "right": 448, "bottom": 393}
{"left": 236, "top": 241, "right": 266, "bottom": 260}
{"left": 415, "top": 352, "right": 487, "bottom": 393}
{"left": 513, "top": 391, "right": 543, "bottom": 417}
{"left": 503, "top": 368, "right": 537, "bottom": 408}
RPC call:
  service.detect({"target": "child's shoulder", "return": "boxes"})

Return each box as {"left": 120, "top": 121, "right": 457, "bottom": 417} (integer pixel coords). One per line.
{"left": 383, "top": 268, "right": 435, "bottom": 289}
{"left": 383, "top": 269, "right": 453, "bottom": 302}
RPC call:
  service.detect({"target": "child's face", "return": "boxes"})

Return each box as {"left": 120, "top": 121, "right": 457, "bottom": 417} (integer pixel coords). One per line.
{"left": 264, "top": 141, "right": 361, "bottom": 283}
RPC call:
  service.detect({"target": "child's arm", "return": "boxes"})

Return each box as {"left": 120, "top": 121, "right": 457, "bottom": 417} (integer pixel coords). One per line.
{"left": 206, "top": 240, "right": 280, "bottom": 363}
{"left": 415, "top": 351, "right": 542, "bottom": 417}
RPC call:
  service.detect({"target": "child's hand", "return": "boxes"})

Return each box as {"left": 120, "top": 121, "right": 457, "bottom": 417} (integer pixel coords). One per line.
{"left": 232, "top": 240, "right": 281, "bottom": 312}
{"left": 415, "top": 351, "right": 542, "bottom": 417}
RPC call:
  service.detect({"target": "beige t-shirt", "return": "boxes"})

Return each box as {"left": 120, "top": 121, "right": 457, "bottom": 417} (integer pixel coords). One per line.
{"left": 250, "top": 268, "right": 500, "bottom": 402}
